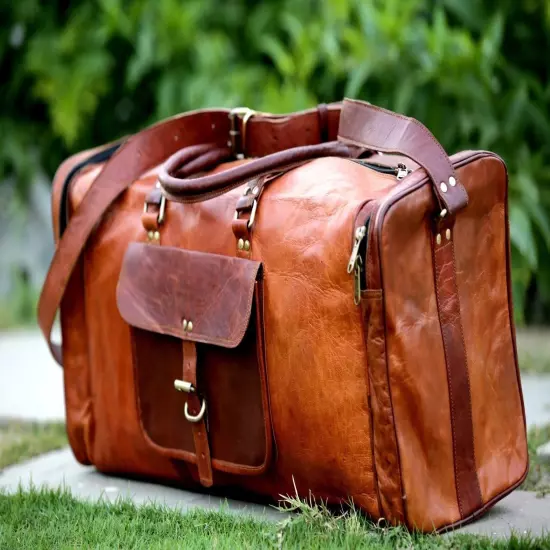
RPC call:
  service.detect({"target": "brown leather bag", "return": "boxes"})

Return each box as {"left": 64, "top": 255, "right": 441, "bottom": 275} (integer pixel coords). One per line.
{"left": 38, "top": 99, "right": 528, "bottom": 532}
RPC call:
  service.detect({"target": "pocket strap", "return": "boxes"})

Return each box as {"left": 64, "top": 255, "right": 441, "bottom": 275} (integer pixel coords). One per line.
{"left": 182, "top": 340, "right": 213, "bottom": 487}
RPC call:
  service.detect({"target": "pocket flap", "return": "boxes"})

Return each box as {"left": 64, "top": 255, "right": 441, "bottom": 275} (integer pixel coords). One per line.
{"left": 116, "top": 243, "right": 262, "bottom": 348}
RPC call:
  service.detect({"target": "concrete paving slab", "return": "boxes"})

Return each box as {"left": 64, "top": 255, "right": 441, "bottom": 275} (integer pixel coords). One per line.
{"left": 0, "top": 448, "right": 282, "bottom": 521}
{"left": 0, "top": 329, "right": 64, "bottom": 421}
{"left": 0, "top": 448, "right": 549, "bottom": 538}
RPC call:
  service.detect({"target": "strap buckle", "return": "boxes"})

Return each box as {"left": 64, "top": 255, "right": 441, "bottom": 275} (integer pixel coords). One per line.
{"left": 233, "top": 185, "right": 258, "bottom": 229}
{"left": 174, "top": 379, "right": 207, "bottom": 423}
{"left": 143, "top": 182, "right": 166, "bottom": 225}
{"left": 228, "top": 107, "right": 257, "bottom": 158}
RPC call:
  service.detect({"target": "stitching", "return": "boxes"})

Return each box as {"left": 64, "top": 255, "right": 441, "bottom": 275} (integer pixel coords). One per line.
{"left": 433, "top": 241, "right": 463, "bottom": 516}
{"left": 450, "top": 239, "right": 483, "bottom": 505}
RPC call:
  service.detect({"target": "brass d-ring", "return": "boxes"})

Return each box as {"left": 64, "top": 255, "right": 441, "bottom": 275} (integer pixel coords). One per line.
{"left": 184, "top": 399, "right": 206, "bottom": 423}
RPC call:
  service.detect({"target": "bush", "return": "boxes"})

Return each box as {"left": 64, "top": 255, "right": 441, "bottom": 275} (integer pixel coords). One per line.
{"left": 1, "top": 0, "right": 549, "bottom": 323}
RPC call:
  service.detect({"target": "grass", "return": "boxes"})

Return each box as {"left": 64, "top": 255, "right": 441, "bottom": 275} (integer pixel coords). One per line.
{"left": 0, "top": 486, "right": 549, "bottom": 550}
{"left": 0, "top": 420, "right": 67, "bottom": 471}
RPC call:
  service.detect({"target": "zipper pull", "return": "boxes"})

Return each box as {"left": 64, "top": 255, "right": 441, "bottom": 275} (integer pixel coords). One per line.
{"left": 354, "top": 256, "right": 363, "bottom": 305}
{"left": 396, "top": 163, "right": 410, "bottom": 180}
{"left": 347, "top": 225, "right": 367, "bottom": 274}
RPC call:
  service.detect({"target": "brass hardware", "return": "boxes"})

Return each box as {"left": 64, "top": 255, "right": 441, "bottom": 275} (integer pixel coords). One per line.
{"left": 147, "top": 231, "right": 154, "bottom": 240}
{"left": 153, "top": 231, "right": 160, "bottom": 241}
{"left": 143, "top": 189, "right": 166, "bottom": 225}
{"left": 233, "top": 197, "right": 258, "bottom": 229}
{"left": 238, "top": 238, "right": 244, "bottom": 250}
{"left": 347, "top": 225, "right": 367, "bottom": 274}
{"left": 449, "top": 176, "right": 456, "bottom": 187}
{"left": 446, "top": 229, "right": 451, "bottom": 240}
{"left": 252, "top": 186, "right": 259, "bottom": 195}
{"left": 228, "top": 107, "right": 257, "bottom": 158}
{"left": 243, "top": 240, "right": 251, "bottom": 251}
{"left": 440, "top": 182, "right": 448, "bottom": 193}
{"left": 440, "top": 209, "right": 448, "bottom": 218}
{"left": 185, "top": 399, "right": 206, "bottom": 423}
{"left": 187, "top": 321, "right": 193, "bottom": 332}
{"left": 436, "top": 233, "right": 442, "bottom": 245}
{"left": 396, "top": 163, "right": 411, "bottom": 180}
{"left": 182, "top": 319, "right": 188, "bottom": 330}
{"left": 174, "top": 379, "right": 194, "bottom": 393}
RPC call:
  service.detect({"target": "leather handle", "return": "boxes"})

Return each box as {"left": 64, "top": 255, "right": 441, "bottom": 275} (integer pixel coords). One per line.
{"left": 338, "top": 98, "right": 469, "bottom": 216}
{"left": 158, "top": 141, "right": 352, "bottom": 203}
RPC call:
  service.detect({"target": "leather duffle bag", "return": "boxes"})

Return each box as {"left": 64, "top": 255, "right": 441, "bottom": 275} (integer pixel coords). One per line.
{"left": 38, "top": 99, "right": 528, "bottom": 532}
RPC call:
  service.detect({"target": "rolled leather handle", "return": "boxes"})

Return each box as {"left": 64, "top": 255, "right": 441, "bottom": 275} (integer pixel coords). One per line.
{"left": 159, "top": 141, "right": 352, "bottom": 203}
{"left": 338, "top": 98, "right": 469, "bottom": 216}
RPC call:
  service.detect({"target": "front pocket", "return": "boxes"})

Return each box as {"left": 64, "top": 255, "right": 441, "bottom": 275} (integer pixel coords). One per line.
{"left": 116, "top": 243, "right": 273, "bottom": 477}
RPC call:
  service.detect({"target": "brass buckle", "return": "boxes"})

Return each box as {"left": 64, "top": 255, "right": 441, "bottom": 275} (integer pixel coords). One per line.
{"left": 143, "top": 182, "right": 166, "bottom": 225}
{"left": 174, "top": 379, "right": 207, "bottom": 423}
{"left": 233, "top": 186, "right": 258, "bottom": 229}
{"left": 229, "top": 107, "right": 257, "bottom": 158}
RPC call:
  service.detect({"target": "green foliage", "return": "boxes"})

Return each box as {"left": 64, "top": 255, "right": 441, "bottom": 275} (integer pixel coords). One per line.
{"left": 1, "top": 0, "right": 549, "bottom": 322}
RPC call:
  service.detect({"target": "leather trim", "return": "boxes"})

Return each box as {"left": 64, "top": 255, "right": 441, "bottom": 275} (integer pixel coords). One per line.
{"left": 432, "top": 234, "right": 483, "bottom": 518}
{"left": 183, "top": 340, "right": 213, "bottom": 487}
{"left": 116, "top": 244, "right": 262, "bottom": 348}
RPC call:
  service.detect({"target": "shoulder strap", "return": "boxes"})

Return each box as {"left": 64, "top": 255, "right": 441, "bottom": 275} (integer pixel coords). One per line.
{"left": 38, "top": 106, "right": 342, "bottom": 365}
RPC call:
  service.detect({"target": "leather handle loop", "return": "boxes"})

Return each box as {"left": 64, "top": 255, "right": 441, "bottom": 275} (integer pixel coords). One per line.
{"left": 338, "top": 98, "right": 469, "bottom": 216}
{"left": 159, "top": 141, "right": 352, "bottom": 204}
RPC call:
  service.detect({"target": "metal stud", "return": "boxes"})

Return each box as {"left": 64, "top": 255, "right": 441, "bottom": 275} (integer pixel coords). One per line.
{"left": 182, "top": 319, "right": 188, "bottom": 331}
{"left": 446, "top": 229, "right": 451, "bottom": 241}
{"left": 440, "top": 182, "right": 448, "bottom": 193}
{"left": 187, "top": 321, "right": 193, "bottom": 332}
{"left": 243, "top": 240, "right": 251, "bottom": 251}
{"left": 440, "top": 209, "right": 448, "bottom": 218}
{"left": 449, "top": 176, "right": 456, "bottom": 187}
{"left": 147, "top": 231, "right": 153, "bottom": 240}
{"left": 252, "top": 186, "right": 259, "bottom": 195}
{"left": 436, "top": 233, "right": 442, "bottom": 246}
{"left": 153, "top": 231, "right": 160, "bottom": 241}
{"left": 237, "top": 238, "right": 244, "bottom": 250}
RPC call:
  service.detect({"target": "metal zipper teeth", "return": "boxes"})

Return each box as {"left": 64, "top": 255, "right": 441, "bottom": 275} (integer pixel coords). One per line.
{"left": 369, "top": 150, "right": 497, "bottom": 291}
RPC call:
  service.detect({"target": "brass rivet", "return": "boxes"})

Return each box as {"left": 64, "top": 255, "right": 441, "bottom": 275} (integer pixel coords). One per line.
{"left": 182, "top": 319, "right": 188, "bottom": 330}
{"left": 440, "top": 182, "right": 448, "bottom": 193}
{"left": 446, "top": 229, "right": 451, "bottom": 241}
{"left": 153, "top": 231, "right": 160, "bottom": 241}
{"left": 187, "top": 321, "right": 193, "bottom": 332}
{"left": 237, "top": 238, "right": 244, "bottom": 250}
{"left": 147, "top": 231, "right": 153, "bottom": 239}
{"left": 244, "top": 240, "right": 251, "bottom": 251}
{"left": 436, "top": 233, "right": 442, "bottom": 245}
{"left": 449, "top": 176, "right": 456, "bottom": 187}
{"left": 440, "top": 209, "right": 448, "bottom": 218}
{"left": 252, "top": 186, "right": 259, "bottom": 195}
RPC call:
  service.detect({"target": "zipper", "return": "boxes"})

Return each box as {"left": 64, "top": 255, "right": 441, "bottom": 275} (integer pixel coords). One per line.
{"left": 352, "top": 159, "right": 412, "bottom": 180}
{"left": 348, "top": 201, "right": 377, "bottom": 305}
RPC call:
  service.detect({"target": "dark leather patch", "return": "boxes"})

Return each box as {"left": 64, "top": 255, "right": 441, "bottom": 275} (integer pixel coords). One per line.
{"left": 433, "top": 236, "right": 483, "bottom": 518}
{"left": 117, "top": 243, "right": 262, "bottom": 348}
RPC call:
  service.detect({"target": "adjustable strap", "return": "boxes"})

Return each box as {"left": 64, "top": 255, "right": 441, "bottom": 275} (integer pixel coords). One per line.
{"left": 432, "top": 222, "right": 483, "bottom": 518}
{"left": 38, "top": 105, "right": 342, "bottom": 366}
{"left": 182, "top": 340, "right": 213, "bottom": 487}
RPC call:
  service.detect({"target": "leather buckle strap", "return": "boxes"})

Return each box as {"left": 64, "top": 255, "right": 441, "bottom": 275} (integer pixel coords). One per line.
{"left": 229, "top": 107, "right": 259, "bottom": 158}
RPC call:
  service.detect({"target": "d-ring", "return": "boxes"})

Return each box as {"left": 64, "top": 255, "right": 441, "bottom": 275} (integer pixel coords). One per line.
{"left": 184, "top": 399, "right": 206, "bottom": 423}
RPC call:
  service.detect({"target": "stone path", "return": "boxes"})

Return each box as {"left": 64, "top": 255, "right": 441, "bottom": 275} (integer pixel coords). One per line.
{"left": 1, "top": 328, "right": 550, "bottom": 538}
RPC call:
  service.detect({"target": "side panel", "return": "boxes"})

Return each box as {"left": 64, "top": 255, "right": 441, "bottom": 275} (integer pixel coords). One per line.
{"left": 378, "top": 155, "right": 527, "bottom": 530}
{"left": 453, "top": 157, "right": 528, "bottom": 503}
